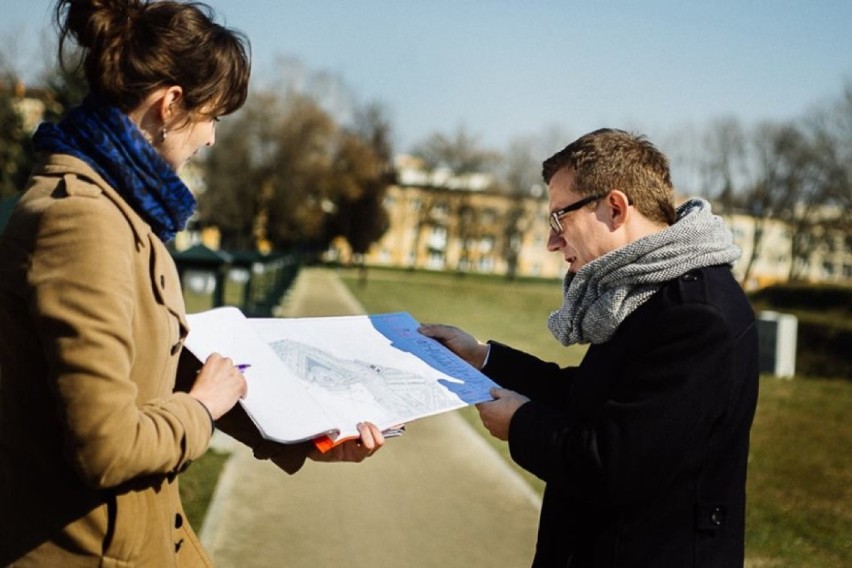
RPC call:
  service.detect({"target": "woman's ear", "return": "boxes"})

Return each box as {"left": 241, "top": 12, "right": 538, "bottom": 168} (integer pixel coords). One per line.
{"left": 159, "top": 85, "right": 184, "bottom": 123}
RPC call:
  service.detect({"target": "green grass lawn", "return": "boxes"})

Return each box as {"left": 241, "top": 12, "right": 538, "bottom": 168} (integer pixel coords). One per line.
{"left": 340, "top": 265, "right": 852, "bottom": 568}
{"left": 745, "top": 377, "right": 852, "bottom": 567}
{"left": 340, "top": 266, "right": 586, "bottom": 367}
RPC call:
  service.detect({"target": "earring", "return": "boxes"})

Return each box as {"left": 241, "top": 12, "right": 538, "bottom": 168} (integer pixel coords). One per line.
{"left": 160, "top": 127, "right": 168, "bottom": 142}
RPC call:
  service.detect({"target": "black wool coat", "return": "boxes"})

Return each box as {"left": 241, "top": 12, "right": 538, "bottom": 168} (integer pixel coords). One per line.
{"left": 483, "top": 265, "right": 759, "bottom": 568}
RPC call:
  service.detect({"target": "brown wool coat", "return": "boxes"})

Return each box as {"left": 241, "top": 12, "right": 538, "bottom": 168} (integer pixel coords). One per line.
{"left": 0, "top": 155, "right": 219, "bottom": 567}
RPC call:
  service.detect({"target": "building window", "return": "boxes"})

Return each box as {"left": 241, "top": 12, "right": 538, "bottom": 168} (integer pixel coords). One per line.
{"left": 427, "top": 225, "right": 447, "bottom": 249}
{"left": 427, "top": 250, "right": 445, "bottom": 269}
{"left": 432, "top": 202, "right": 449, "bottom": 220}
{"left": 479, "top": 236, "right": 494, "bottom": 254}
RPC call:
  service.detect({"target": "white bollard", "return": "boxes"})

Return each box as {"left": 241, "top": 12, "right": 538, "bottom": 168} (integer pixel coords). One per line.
{"left": 757, "top": 311, "right": 798, "bottom": 378}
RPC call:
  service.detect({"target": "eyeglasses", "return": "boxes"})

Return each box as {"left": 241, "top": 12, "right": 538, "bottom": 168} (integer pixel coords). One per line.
{"left": 549, "top": 193, "right": 607, "bottom": 234}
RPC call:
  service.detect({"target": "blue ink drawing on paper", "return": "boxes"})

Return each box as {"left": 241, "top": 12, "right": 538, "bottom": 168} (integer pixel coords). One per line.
{"left": 368, "top": 312, "right": 497, "bottom": 405}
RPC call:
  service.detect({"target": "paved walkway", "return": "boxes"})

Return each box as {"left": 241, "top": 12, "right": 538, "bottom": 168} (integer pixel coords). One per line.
{"left": 199, "top": 267, "right": 541, "bottom": 567}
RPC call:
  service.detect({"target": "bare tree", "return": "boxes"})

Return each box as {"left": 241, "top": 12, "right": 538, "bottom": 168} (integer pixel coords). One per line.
{"left": 696, "top": 85, "right": 851, "bottom": 286}
{"left": 411, "top": 125, "right": 500, "bottom": 174}
{"left": 200, "top": 90, "right": 336, "bottom": 250}
{"left": 201, "top": 81, "right": 394, "bottom": 260}
{"left": 199, "top": 92, "right": 277, "bottom": 250}
{"left": 405, "top": 127, "right": 497, "bottom": 271}
{"left": 450, "top": 193, "right": 484, "bottom": 274}
{"left": 783, "top": 86, "right": 852, "bottom": 280}
{"left": 324, "top": 102, "right": 395, "bottom": 281}
{"left": 804, "top": 82, "right": 852, "bottom": 217}
{"left": 495, "top": 135, "right": 546, "bottom": 279}
{"left": 262, "top": 95, "right": 338, "bottom": 250}
{"left": 736, "top": 122, "right": 789, "bottom": 287}
{"left": 406, "top": 187, "right": 442, "bottom": 271}
{"left": 699, "top": 117, "right": 748, "bottom": 211}
{"left": 740, "top": 121, "right": 833, "bottom": 283}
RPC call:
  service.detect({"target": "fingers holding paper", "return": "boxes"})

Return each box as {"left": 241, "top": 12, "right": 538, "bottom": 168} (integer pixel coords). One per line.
{"left": 308, "top": 422, "right": 386, "bottom": 463}
{"left": 476, "top": 388, "right": 530, "bottom": 441}
{"left": 418, "top": 323, "right": 489, "bottom": 369}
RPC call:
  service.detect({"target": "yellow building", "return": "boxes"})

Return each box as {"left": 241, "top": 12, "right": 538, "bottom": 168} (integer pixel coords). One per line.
{"left": 359, "top": 168, "right": 850, "bottom": 289}
{"left": 721, "top": 208, "right": 851, "bottom": 290}
{"left": 360, "top": 167, "right": 566, "bottom": 279}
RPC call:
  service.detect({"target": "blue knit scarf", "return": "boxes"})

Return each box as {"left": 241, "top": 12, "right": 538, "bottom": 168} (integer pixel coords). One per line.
{"left": 33, "top": 96, "right": 196, "bottom": 242}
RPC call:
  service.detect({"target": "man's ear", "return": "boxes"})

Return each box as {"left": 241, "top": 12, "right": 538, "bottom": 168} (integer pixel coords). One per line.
{"left": 607, "top": 190, "right": 631, "bottom": 229}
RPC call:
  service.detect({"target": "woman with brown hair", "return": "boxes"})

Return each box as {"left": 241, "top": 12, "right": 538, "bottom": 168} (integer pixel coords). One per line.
{"left": 0, "top": 1, "right": 383, "bottom": 565}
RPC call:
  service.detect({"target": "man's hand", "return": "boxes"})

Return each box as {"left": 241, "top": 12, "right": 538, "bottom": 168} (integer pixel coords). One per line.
{"left": 418, "top": 323, "right": 489, "bottom": 369}
{"left": 308, "top": 422, "right": 385, "bottom": 463}
{"left": 476, "top": 388, "right": 530, "bottom": 441}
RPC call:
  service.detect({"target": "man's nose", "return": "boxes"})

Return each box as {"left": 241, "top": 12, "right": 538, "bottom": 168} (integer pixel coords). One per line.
{"left": 547, "top": 230, "right": 565, "bottom": 252}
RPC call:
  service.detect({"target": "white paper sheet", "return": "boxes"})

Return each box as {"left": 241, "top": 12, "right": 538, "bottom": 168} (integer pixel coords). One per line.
{"left": 184, "top": 307, "right": 497, "bottom": 443}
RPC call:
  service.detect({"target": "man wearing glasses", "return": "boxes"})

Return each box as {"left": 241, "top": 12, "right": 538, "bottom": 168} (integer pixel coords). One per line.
{"left": 421, "top": 128, "right": 758, "bottom": 568}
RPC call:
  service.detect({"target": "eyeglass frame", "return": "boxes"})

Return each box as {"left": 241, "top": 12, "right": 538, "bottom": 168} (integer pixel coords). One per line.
{"left": 548, "top": 193, "right": 608, "bottom": 234}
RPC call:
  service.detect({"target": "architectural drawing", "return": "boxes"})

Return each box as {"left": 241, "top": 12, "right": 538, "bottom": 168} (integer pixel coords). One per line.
{"left": 270, "top": 338, "right": 460, "bottom": 417}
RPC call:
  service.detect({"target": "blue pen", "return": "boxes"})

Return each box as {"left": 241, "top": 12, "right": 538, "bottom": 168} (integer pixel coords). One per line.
{"left": 236, "top": 364, "right": 251, "bottom": 372}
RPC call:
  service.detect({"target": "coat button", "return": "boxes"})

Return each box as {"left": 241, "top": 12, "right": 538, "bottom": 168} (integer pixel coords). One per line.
{"left": 709, "top": 507, "right": 725, "bottom": 526}
{"left": 175, "top": 513, "right": 184, "bottom": 529}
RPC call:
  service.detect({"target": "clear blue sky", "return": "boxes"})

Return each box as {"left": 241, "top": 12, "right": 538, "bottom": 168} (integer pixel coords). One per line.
{"left": 3, "top": 0, "right": 851, "bottom": 156}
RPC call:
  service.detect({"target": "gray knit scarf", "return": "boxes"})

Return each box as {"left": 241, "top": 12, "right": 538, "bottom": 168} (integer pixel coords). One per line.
{"left": 547, "top": 198, "right": 741, "bottom": 346}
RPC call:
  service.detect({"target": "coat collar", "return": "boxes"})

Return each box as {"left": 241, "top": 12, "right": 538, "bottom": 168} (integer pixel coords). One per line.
{"left": 37, "top": 153, "right": 189, "bottom": 336}
{"left": 39, "top": 154, "right": 154, "bottom": 247}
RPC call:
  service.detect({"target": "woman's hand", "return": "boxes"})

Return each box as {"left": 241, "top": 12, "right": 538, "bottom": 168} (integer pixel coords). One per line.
{"left": 418, "top": 323, "right": 489, "bottom": 369}
{"left": 188, "top": 353, "right": 247, "bottom": 420}
{"left": 308, "top": 422, "right": 385, "bottom": 463}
